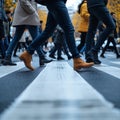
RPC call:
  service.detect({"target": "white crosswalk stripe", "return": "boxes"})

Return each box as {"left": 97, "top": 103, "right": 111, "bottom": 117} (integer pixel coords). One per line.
{"left": 93, "top": 63, "right": 120, "bottom": 79}
{"left": 0, "top": 62, "right": 25, "bottom": 78}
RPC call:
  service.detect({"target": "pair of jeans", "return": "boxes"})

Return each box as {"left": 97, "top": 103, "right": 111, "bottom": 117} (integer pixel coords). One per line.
{"left": 6, "top": 25, "right": 45, "bottom": 58}
{"left": 85, "top": 6, "right": 115, "bottom": 59}
{"left": 27, "top": 0, "right": 79, "bottom": 58}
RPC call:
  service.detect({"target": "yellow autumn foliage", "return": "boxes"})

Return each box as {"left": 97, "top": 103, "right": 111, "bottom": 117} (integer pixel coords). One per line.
{"left": 37, "top": 9, "right": 47, "bottom": 30}
{"left": 4, "top": 0, "right": 16, "bottom": 12}
{"left": 107, "top": 0, "right": 120, "bottom": 28}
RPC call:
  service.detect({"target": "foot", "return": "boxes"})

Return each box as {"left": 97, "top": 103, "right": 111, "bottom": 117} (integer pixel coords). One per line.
{"left": 19, "top": 51, "right": 34, "bottom": 71}
{"left": 94, "top": 59, "right": 101, "bottom": 64}
{"left": 116, "top": 55, "right": 120, "bottom": 58}
{"left": 67, "top": 55, "right": 72, "bottom": 60}
{"left": 88, "top": 50, "right": 101, "bottom": 64}
{"left": 13, "top": 54, "right": 18, "bottom": 57}
{"left": 100, "top": 54, "right": 105, "bottom": 58}
{"left": 49, "top": 54, "right": 56, "bottom": 59}
{"left": 86, "top": 58, "right": 94, "bottom": 63}
{"left": 2, "top": 59, "right": 17, "bottom": 66}
{"left": 40, "top": 57, "right": 52, "bottom": 66}
{"left": 57, "top": 56, "right": 64, "bottom": 60}
{"left": 74, "top": 58, "right": 94, "bottom": 70}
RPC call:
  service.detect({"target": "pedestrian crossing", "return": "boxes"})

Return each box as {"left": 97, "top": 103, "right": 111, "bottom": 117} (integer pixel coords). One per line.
{"left": 93, "top": 63, "right": 120, "bottom": 79}
{"left": 0, "top": 62, "right": 24, "bottom": 78}
{"left": 0, "top": 58, "right": 120, "bottom": 120}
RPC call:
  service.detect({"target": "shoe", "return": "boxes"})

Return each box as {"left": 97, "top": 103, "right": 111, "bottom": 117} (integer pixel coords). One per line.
{"left": 19, "top": 51, "right": 34, "bottom": 71}
{"left": 67, "top": 55, "right": 72, "bottom": 60}
{"left": 40, "top": 57, "right": 52, "bottom": 66}
{"left": 94, "top": 59, "right": 101, "bottom": 64}
{"left": 2, "top": 56, "right": 17, "bottom": 66}
{"left": 100, "top": 54, "right": 105, "bottom": 58}
{"left": 116, "top": 55, "right": 120, "bottom": 58}
{"left": 88, "top": 50, "right": 101, "bottom": 64}
{"left": 86, "top": 58, "right": 94, "bottom": 63}
{"left": 49, "top": 54, "right": 56, "bottom": 59}
{"left": 57, "top": 56, "right": 64, "bottom": 60}
{"left": 13, "top": 54, "right": 18, "bottom": 57}
{"left": 73, "top": 58, "right": 94, "bottom": 70}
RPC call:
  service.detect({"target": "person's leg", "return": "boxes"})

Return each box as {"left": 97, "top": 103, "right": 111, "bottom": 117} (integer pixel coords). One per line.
{"left": 49, "top": 44, "right": 57, "bottom": 59}
{"left": 20, "top": 1, "right": 94, "bottom": 70}
{"left": 4, "top": 37, "right": 9, "bottom": 51}
{"left": 26, "top": 13, "right": 57, "bottom": 55}
{"left": 100, "top": 39, "right": 110, "bottom": 58}
{"left": 47, "top": 1, "right": 79, "bottom": 58}
{"left": 77, "top": 32, "right": 86, "bottom": 52}
{"left": 0, "top": 40, "right": 5, "bottom": 59}
{"left": 57, "top": 44, "right": 64, "bottom": 60}
{"left": 85, "top": 14, "right": 98, "bottom": 62}
{"left": 110, "top": 37, "right": 120, "bottom": 58}
{"left": 62, "top": 39, "right": 72, "bottom": 60}
{"left": 92, "top": 6, "right": 115, "bottom": 51}
{"left": 86, "top": 6, "right": 115, "bottom": 64}
{"left": 13, "top": 42, "right": 20, "bottom": 57}
{"left": 28, "top": 25, "right": 52, "bottom": 66}
{"left": 6, "top": 26, "right": 25, "bottom": 57}
{"left": 47, "top": 1, "right": 94, "bottom": 70}
{"left": 19, "top": 13, "right": 57, "bottom": 70}
{"left": 3, "top": 26, "right": 25, "bottom": 65}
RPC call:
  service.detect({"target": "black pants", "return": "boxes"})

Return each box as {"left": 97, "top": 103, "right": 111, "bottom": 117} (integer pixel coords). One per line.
{"left": 101, "top": 36, "right": 119, "bottom": 56}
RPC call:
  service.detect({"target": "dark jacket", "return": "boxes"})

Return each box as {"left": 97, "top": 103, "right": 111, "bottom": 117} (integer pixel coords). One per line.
{"left": 87, "top": 0, "right": 108, "bottom": 8}
{"left": 35, "top": 0, "right": 67, "bottom": 5}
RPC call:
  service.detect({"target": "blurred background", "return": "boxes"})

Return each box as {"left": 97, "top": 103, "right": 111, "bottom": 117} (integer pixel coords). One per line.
{"left": 3, "top": 0, "right": 120, "bottom": 39}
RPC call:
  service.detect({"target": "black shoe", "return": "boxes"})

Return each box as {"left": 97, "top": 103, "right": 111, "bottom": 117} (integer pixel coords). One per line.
{"left": 13, "top": 54, "right": 18, "bottom": 57}
{"left": 49, "top": 54, "right": 56, "bottom": 59}
{"left": 2, "top": 55, "right": 17, "bottom": 66}
{"left": 86, "top": 58, "right": 94, "bottom": 63}
{"left": 94, "top": 59, "right": 101, "bottom": 64}
{"left": 2, "top": 59, "right": 17, "bottom": 66}
{"left": 67, "top": 55, "right": 72, "bottom": 60}
{"left": 40, "top": 57, "right": 52, "bottom": 66}
{"left": 57, "top": 57, "right": 64, "bottom": 60}
{"left": 100, "top": 54, "right": 105, "bottom": 58}
{"left": 116, "top": 55, "right": 120, "bottom": 58}
{"left": 88, "top": 50, "right": 101, "bottom": 64}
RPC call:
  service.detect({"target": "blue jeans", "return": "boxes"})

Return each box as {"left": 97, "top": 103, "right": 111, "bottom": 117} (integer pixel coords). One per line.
{"left": 85, "top": 6, "right": 115, "bottom": 59}
{"left": 6, "top": 25, "right": 45, "bottom": 57}
{"left": 27, "top": 0, "right": 79, "bottom": 58}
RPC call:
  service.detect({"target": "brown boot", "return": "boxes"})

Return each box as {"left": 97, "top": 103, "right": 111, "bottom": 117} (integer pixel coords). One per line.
{"left": 19, "top": 51, "right": 34, "bottom": 71}
{"left": 74, "top": 58, "right": 94, "bottom": 70}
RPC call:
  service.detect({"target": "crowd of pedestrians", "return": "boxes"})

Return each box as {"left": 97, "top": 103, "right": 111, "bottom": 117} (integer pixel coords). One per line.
{"left": 0, "top": 0, "right": 119, "bottom": 71}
